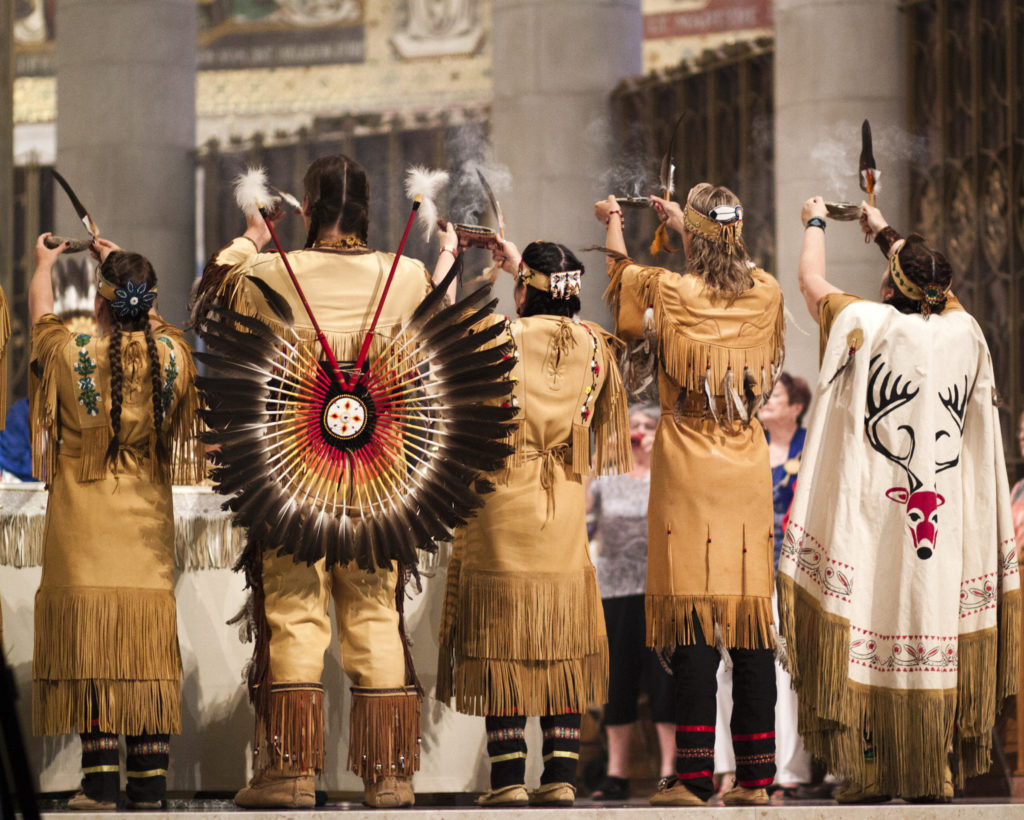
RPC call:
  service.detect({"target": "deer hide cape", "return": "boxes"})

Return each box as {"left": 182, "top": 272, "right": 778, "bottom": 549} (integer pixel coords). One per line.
{"left": 777, "top": 300, "right": 1020, "bottom": 798}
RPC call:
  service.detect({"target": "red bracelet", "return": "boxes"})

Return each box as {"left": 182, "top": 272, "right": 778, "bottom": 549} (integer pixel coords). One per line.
{"left": 605, "top": 209, "right": 624, "bottom": 227}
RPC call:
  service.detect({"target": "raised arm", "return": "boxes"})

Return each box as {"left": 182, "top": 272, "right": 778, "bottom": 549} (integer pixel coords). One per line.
{"left": 29, "top": 233, "right": 67, "bottom": 323}
{"left": 797, "top": 196, "right": 840, "bottom": 323}
{"left": 431, "top": 221, "right": 461, "bottom": 302}
{"left": 594, "top": 195, "right": 626, "bottom": 276}
{"left": 490, "top": 237, "right": 522, "bottom": 277}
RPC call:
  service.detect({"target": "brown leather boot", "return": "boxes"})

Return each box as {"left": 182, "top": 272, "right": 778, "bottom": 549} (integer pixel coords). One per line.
{"left": 234, "top": 769, "right": 315, "bottom": 808}
{"left": 363, "top": 775, "right": 414, "bottom": 808}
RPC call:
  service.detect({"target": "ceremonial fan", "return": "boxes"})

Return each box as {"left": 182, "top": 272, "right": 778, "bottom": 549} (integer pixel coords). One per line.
{"left": 196, "top": 170, "right": 518, "bottom": 570}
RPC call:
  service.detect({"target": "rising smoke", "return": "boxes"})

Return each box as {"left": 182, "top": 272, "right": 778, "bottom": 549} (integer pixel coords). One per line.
{"left": 447, "top": 124, "right": 512, "bottom": 225}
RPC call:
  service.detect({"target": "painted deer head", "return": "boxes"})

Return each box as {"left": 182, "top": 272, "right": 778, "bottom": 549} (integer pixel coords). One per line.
{"left": 865, "top": 356, "right": 968, "bottom": 560}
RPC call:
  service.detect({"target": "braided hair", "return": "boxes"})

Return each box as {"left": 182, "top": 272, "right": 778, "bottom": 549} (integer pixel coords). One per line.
{"left": 98, "top": 251, "right": 166, "bottom": 467}
{"left": 302, "top": 154, "right": 370, "bottom": 248}
{"left": 518, "top": 242, "right": 583, "bottom": 318}
{"left": 883, "top": 234, "right": 954, "bottom": 315}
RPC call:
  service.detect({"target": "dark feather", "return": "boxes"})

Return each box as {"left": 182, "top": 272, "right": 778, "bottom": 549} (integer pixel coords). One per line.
{"left": 405, "top": 256, "right": 464, "bottom": 327}
{"left": 433, "top": 381, "right": 518, "bottom": 404}
{"left": 248, "top": 276, "right": 295, "bottom": 325}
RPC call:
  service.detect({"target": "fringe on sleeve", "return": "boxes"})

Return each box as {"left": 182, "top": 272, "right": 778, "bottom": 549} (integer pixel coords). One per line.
{"left": 590, "top": 328, "right": 631, "bottom": 476}
{"left": 0, "top": 286, "right": 10, "bottom": 428}
{"left": 159, "top": 325, "right": 206, "bottom": 485}
{"left": 655, "top": 272, "right": 786, "bottom": 403}
{"left": 29, "top": 316, "right": 71, "bottom": 483}
{"left": 603, "top": 257, "right": 662, "bottom": 343}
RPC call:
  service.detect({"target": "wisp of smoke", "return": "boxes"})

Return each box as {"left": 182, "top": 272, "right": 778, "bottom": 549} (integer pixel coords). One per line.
{"left": 587, "top": 115, "right": 657, "bottom": 196}
{"left": 448, "top": 124, "right": 512, "bottom": 225}
{"left": 405, "top": 166, "right": 449, "bottom": 244}
{"left": 810, "top": 121, "right": 930, "bottom": 201}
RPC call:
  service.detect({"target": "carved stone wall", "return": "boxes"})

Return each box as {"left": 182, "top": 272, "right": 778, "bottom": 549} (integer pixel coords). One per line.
{"left": 905, "top": 0, "right": 1024, "bottom": 470}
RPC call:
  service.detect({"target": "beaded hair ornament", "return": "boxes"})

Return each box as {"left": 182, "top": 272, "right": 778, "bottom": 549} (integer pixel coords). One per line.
{"left": 518, "top": 262, "right": 582, "bottom": 300}
{"left": 888, "top": 238, "right": 950, "bottom": 315}
{"left": 683, "top": 202, "right": 744, "bottom": 245}
{"left": 97, "top": 255, "right": 157, "bottom": 320}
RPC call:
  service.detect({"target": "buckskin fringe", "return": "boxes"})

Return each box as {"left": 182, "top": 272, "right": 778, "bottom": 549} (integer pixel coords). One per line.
{"left": 997, "top": 588, "right": 1020, "bottom": 701}
{"left": 34, "top": 678, "right": 180, "bottom": 736}
{"left": 777, "top": 577, "right": 1010, "bottom": 797}
{"left": 0, "top": 285, "right": 9, "bottom": 422}
{"left": 451, "top": 568, "right": 606, "bottom": 660}
{"left": 348, "top": 686, "right": 421, "bottom": 781}
{"left": 221, "top": 271, "right": 397, "bottom": 366}
{"left": 168, "top": 337, "right": 206, "bottom": 486}
{"left": 646, "top": 593, "right": 774, "bottom": 650}
{"left": 451, "top": 649, "right": 609, "bottom": 717}
{"left": 603, "top": 256, "right": 656, "bottom": 326}
{"left": 605, "top": 259, "right": 784, "bottom": 403}
{"left": 33, "top": 587, "right": 180, "bottom": 681}
{"left": 30, "top": 320, "right": 67, "bottom": 483}
{"left": 591, "top": 329, "right": 631, "bottom": 477}
{"left": 956, "top": 625, "right": 998, "bottom": 782}
{"left": 435, "top": 544, "right": 464, "bottom": 703}
{"left": 78, "top": 426, "right": 111, "bottom": 482}
{"left": 254, "top": 683, "right": 325, "bottom": 774}
{"left": 654, "top": 295, "right": 784, "bottom": 403}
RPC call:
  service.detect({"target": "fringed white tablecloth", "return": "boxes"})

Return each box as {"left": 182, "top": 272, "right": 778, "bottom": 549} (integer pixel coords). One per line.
{"left": 0, "top": 482, "right": 244, "bottom": 570}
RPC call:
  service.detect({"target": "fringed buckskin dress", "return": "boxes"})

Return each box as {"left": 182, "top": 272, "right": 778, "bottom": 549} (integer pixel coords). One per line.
{"left": 437, "top": 312, "right": 630, "bottom": 788}
{"left": 605, "top": 257, "right": 785, "bottom": 798}
{"left": 31, "top": 315, "right": 201, "bottom": 737}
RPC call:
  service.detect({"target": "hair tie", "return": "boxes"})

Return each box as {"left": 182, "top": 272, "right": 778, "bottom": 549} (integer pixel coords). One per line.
{"left": 98, "top": 260, "right": 157, "bottom": 320}
{"left": 889, "top": 244, "right": 949, "bottom": 315}
{"left": 518, "top": 262, "right": 582, "bottom": 300}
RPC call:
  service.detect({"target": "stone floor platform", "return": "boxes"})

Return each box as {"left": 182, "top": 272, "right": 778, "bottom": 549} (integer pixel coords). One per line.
{"left": 32, "top": 795, "right": 1024, "bottom": 818}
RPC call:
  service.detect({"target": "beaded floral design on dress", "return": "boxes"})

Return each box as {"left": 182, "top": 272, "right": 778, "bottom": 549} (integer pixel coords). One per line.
{"left": 158, "top": 336, "right": 178, "bottom": 416}
{"left": 576, "top": 321, "right": 600, "bottom": 423}
{"left": 73, "top": 334, "right": 101, "bottom": 416}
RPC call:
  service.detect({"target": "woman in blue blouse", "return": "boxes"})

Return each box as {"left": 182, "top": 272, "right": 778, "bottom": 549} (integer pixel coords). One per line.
{"left": 759, "top": 373, "right": 811, "bottom": 568}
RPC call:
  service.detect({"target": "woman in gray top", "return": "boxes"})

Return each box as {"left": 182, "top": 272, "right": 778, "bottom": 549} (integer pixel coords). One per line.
{"left": 588, "top": 405, "right": 675, "bottom": 800}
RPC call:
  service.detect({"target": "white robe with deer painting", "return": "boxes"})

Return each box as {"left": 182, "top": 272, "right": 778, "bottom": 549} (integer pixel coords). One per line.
{"left": 777, "top": 299, "right": 1019, "bottom": 795}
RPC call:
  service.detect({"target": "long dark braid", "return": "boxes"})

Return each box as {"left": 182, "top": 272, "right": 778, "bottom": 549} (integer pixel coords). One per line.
{"left": 105, "top": 324, "right": 125, "bottom": 464}
{"left": 302, "top": 154, "right": 370, "bottom": 248}
{"left": 98, "top": 251, "right": 161, "bottom": 468}
{"left": 143, "top": 325, "right": 168, "bottom": 462}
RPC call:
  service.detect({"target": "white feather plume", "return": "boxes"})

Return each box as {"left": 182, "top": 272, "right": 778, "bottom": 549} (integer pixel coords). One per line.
{"left": 234, "top": 167, "right": 276, "bottom": 216}
{"left": 405, "top": 166, "right": 449, "bottom": 244}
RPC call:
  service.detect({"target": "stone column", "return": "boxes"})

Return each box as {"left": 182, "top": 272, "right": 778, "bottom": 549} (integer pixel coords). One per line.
{"left": 55, "top": 0, "right": 196, "bottom": 327}
{"left": 491, "top": 0, "right": 643, "bottom": 322}
{"left": 774, "top": 0, "right": 907, "bottom": 383}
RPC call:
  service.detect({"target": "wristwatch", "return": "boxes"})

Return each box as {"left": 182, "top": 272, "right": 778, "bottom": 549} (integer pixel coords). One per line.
{"left": 805, "top": 217, "right": 826, "bottom": 231}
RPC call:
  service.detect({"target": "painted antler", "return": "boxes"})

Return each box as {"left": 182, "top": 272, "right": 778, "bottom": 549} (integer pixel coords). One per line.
{"left": 936, "top": 375, "right": 969, "bottom": 473}
{"left": 865, "top": 354, "right": 922, "bottom": 492}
